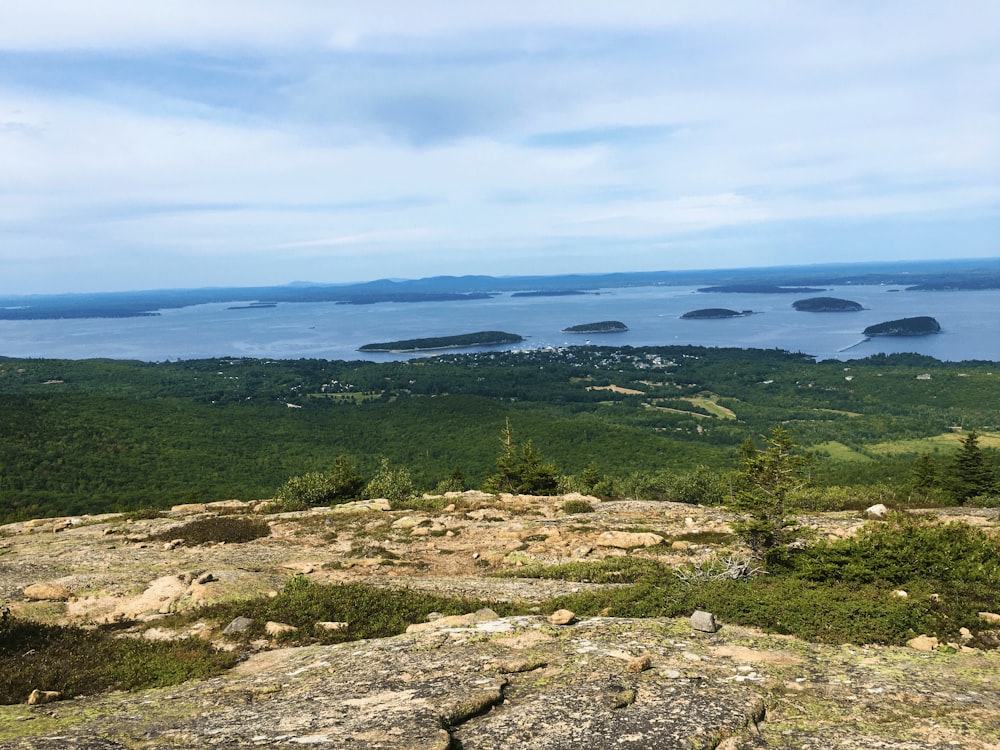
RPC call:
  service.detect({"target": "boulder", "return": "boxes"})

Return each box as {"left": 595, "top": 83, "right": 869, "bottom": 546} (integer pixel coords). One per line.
{"left": 978, "top": 611, "right": 1000, "bottom": 626}
{"left": 691, "top": 610, "right": 719, "bottom": 633}
{"left": 223, "top": 616, "right": 255, "bottom": 635}
{"left": 265, "top": 621, "right": 298, "bottom": 637}
{"left": 23, "top": 583, "right": 73, "bottom": 601}
{"left": 866, "top": 503, "right": 889, "bottom": 519}
{"left": 548, "top": 609, "right": 576, "bottom": 626}
{"left": 907, "top": 635, "right": 939, "bottom": 651}
{"left": 26, "top": 689, "right": 61, "bottom": 705}
{"left": 625, "top": 654, "right": 652, "bottom": 673}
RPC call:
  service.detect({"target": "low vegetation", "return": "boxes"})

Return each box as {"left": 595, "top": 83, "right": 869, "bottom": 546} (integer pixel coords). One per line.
{"left": 522, "top": 514, "right": 1000, "bottom": 648}
{"left": 148, "top": 516, "right": 271, "bottom": 546}
{"left": 0, "top": 610, "right": 237, "bottom": 705}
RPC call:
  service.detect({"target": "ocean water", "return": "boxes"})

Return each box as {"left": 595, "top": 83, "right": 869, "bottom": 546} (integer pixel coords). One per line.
{"left": 1, "top": 285, "right": 998, "bottom": 363}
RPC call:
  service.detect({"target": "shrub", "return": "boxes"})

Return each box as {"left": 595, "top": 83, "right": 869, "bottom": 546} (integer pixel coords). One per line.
{"left": 362, "top": 457, "right": 416, "bottom": 504}
{"left": 149, "top": 516, "right": 270, "bottom": 546}
{"left": 667, "top": 466, "right": 728, "bottom": 505}
{"left": 562, "top": 498, "right": 595, "bottom": 514}
{"left": 276, "top": 456, "right": 365, "bottom": 506}
{"left": 0, "top": 616, "right": 236, "bottom": 705}
{"left": 186, "top": 577, "right": 523, "bottom": 646}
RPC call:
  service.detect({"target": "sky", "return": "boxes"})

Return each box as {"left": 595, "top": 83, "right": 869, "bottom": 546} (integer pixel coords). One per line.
{"left": 1, "top": 1, "right": 999, "bottom": 295}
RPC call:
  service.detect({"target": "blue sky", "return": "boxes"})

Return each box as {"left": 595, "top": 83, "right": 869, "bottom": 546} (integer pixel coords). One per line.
{"left": 1, "top": 1, "right": 998, "bottom": 294}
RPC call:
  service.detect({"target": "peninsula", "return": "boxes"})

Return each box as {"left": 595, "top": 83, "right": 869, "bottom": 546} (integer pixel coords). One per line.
{"left": 792, "top": 297, "right": 863, "bottom": 312}
{"left": 358, "top": 331, "right": 524, "bottom": 353}
{"left": 561, "top": 320, "right": 628, "bottom": 333}
{"left": 863, "top": 316, "right": 941, "bottom": 337}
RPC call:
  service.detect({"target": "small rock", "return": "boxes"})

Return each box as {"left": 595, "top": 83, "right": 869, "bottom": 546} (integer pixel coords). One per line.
{"left": 625, "top": 654, "right": 652, "bottom": 673}
{"left": 265, "top": 621, "right": 298, "bottom": 637}
{"left": 907, "top": 635, "right": 939, "bottom": 651}
{"left": 690, "top": 610, "right": 719, "bottom": 633}
{"left": 497, "top": 657, "right": 547, "bottom": 674}
{"left": 406, "top": 608, "right": 500, "bottom": 633}
{"left": 223, "top": 616, "right": 255, "bottom": 636}
{"left": 548, "top": 609, "right": 576, "bottom": 626}
{"left": 978, "top": 611, "right": 1000, "bottom": 625}
{"left": 893, "top": 589, "right": 908, "bottom": 598}
{"left": 959, "top": 627, "right": 973, "bottom": 641}
{"left": 26, "top": 689, "right": 61, "bottom": 705}
{"left": 866, "top": 503, "right": 888, "bottom": 519}
{"left": 596, "top": 531, "right": 665, "bottom": 549}
{"left": 670, "top": 540, "right": 690, "bottom": 550}
{"left": 315, "top": 621, "right": 349, "bottom": 632}
{"left": 23, "top": 583, "right": 72, "bottom": 602}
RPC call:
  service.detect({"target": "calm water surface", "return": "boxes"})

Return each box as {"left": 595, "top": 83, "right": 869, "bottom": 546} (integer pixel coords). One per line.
{"left": 1, "top": 285, "right": 997, "bottom": 362}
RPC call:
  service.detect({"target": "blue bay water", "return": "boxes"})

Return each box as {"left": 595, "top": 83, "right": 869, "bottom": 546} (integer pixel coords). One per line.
{"left": 1, "top": 285, "right": 998, "bottom": 362}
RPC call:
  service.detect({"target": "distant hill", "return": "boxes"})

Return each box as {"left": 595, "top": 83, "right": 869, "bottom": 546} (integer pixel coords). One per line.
{"left": 3, "top": 257, "right": 998, "bottom": 320}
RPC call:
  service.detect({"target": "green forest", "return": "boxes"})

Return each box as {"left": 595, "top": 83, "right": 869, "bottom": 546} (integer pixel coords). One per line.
{"left": 1, "top": 345, "right": 998, "bottom": 522}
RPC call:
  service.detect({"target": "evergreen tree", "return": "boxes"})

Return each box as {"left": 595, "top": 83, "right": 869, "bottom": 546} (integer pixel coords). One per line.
{"left": 948, "top": 430, "right": 996, "bottom": 504}
{"left": 482, "top": 419, "right": 561, "bottom": 495}
{"left": 729, "top": 427, "right": 809, "bottom": 566}
{"left": 910, "top": 452, "right": 939, "bottom": 492}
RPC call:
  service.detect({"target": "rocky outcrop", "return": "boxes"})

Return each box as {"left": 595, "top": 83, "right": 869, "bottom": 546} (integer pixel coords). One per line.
{"left": 2, "top": 498, "right": 1000, "bottom": 748}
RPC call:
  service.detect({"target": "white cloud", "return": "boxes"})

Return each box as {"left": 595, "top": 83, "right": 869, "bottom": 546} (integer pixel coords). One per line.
{"left": 0, "top": 1, "right": 997, "bottom": 293}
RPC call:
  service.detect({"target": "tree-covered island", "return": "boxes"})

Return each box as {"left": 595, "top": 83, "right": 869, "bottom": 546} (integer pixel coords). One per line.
{"left": 681, "top": 308, "right": 753, "bottom": 319}
{"left": 863, "top": 316, "right": 942, "bottom": 337}
{"left": 561, "top": 320, "right": 629, "bottom": 333}
{"left": 358, "top": 331, "right": 524, "bottom": 353}
{"left": 792, "top": 297, "right": 863, "bottom": 312}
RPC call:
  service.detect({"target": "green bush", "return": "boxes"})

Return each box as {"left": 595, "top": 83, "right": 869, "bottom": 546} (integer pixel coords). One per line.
{"left": 667, "top": 466, "right": 728, "bottom": 505}
{"left": 562, "top": 499, "right": 595, "bottom": 514}
{"left": 363, "top": 457, "right": 416, "bottom": 504}
{"left": 149, "top": 516, "right": 270, "bottom": 546}
{"left": 276, "top": 456, "right": 365, "bottom": 506}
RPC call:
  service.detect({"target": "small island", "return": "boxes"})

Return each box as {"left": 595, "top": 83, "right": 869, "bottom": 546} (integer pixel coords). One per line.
{"left": 511, "top": 290, "right": 591, "bottom": 298}
{"left": 792, "top": 297, "right": 863, "bottom": 312}
{"left": 681, "top": 308, "right": 753, "bottom": 319}
{"left": 359, "top": 331, "right": 524, "bottom": 353}
{"left": 697, "top": 284, "right": 825, "bottom": 294}
{"left": 228, "top": 302, "right": 278, "bottom": 310}
{"left": 863, "top": 316, "right": 941, "bottom": 337}
{"left": 561, "top": 320, "right": 628, "bottom": 333}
